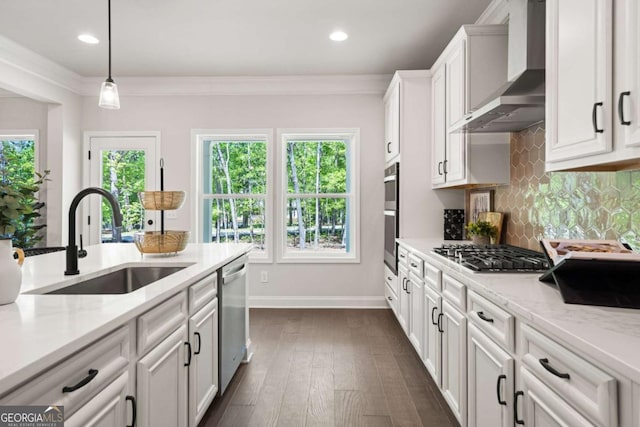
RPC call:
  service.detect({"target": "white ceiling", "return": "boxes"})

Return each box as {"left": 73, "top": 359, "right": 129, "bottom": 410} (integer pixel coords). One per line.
{"left": 0, "top": 0, "right": 492, "bottom": 77}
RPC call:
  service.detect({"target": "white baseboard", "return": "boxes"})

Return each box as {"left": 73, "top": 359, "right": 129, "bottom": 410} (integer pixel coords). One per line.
{"left": 249, "top": 296, "right": 388, "bottom": 309}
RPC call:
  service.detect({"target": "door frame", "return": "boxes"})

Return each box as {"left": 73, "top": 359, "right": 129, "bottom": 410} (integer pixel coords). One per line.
{"left": 82, "top": 131, "right": 161, "bottom": 245}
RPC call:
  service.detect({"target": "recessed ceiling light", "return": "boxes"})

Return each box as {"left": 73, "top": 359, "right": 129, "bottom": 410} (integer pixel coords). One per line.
{"left": 78, "top": 34, "right": 100, "bottom": 44}
{"left": 329, "top": 31, "right": 348, "bottom": 42}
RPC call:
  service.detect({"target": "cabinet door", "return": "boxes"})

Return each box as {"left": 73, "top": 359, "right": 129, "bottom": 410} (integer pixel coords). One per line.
{"left": 137, "top": 325, "right": 189, "bottom": 427}
{"left": 519, "top": 367, "right": 595, "bottom": 427}
{"left": 397, "top": 267, "right": 409, "bottom": 333}
{"left": 432, "top": 65, "right": 447, "bottom": 185}
{"left": 467, "top": 323, "right": 514, "bottom": 427}
{"left": 65, "top": 372, "right": 129, "bottom": 427}
{"left": 423, "top": 285, "right": 442, "bottom": 387}
{"left": 408, "top": 275, "right": 424, "bottom": 357}
{"left": 189, "top": 298, "right": 219, "bottom": 427}
{"left": 446, "top": 39, "right": 467, "bottom": 127}
{"left": 617, "top": 0, "right": 640, "bottom": 147}
{"left": 441, "top": 300, "right": 467, "bottom": 425}
{"left": 385, "top": 82, "right": 401, "bottom": 163}
{"left": 546, "top": 0, "right": 613, "bottom": 163}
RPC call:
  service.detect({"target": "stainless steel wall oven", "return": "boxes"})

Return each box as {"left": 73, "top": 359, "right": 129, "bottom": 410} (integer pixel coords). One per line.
{"left": 384, "top": 163, "right": 399, "bottom": 274}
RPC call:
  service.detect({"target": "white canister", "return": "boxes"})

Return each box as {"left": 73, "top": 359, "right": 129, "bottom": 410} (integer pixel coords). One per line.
{"left": 0, "top": 239, "right": 25, "bottom": 305}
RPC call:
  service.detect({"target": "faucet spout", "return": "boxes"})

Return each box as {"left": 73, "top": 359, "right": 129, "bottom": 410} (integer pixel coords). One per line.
{"left": 65, "top": 187, "right": 123, "bottom": 276}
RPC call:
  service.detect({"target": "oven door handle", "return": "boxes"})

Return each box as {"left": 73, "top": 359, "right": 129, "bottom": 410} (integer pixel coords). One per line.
{"left": 383, "top": 175, "right": 397, "bottom": 183}
{"left": 384, "top": 210, "right": 396, "bottom": 216}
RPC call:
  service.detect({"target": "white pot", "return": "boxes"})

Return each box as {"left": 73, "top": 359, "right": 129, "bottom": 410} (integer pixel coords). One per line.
{"left": 0, "top": 239, "right": 25, "bottom": 305}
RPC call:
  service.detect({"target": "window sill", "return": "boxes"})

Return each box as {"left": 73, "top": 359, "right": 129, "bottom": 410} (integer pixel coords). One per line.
{"left": 276, "top": 254, "right": 360, "bottom": 264}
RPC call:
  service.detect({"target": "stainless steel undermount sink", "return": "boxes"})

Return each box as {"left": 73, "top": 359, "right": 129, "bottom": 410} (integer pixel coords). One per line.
{"left": 47, "top": 266, "right": 189, "bottom": 295}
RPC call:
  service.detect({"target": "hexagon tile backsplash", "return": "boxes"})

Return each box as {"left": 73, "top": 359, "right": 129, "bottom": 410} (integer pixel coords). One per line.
{"left": 485, "top": 123, "right": 640, "bottom": 251}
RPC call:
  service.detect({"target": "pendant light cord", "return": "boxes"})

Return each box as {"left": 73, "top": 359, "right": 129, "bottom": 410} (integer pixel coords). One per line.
{"left": 108, "top": 0, "right": 112, "bottom": 80}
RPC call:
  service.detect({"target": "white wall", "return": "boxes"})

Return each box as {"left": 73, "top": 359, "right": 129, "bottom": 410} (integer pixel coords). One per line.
{"left": 0, "top": 96, "right": 48, "bottom": 168}
{"left": 81, "top": 93, "right": 387, "bottom": 307}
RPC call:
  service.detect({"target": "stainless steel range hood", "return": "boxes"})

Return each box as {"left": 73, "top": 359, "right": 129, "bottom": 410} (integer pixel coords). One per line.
{"left": 455, "top": 0, "right": 546, "bottom": 133}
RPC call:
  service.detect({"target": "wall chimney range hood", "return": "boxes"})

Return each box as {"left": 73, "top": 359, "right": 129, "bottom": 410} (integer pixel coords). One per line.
{"left": 455, "top": 0, "right": 546, "bottom": 133}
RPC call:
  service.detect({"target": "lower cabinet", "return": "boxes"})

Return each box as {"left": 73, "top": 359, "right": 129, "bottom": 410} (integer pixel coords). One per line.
{"left": 408, "top": 271, "right": 424, "bottom": 357}
{"left": 398, "top": 264, "right": 410, "bottom": 333}
{"left": 188, "top": 298, "right": 219, "bottom": 427}
{"left": 423, "top": 284, "right": 442, "bottom": 387}
{"left": 467, "top": 323, "right": 514, "bottom": 427}
{"left": 137, "top": 325, "right": 189, "bottom": 427}
{"left": 65, "top": 372, "right": 131, "bottom": 427}
{"left": 519, "top": 367, "right": 595, "bottom": 427}
{"left": 441, "top": 299, "right": 467, "bottom": 425}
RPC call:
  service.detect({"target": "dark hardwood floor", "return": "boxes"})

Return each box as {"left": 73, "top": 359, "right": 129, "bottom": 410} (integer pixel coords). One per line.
{"left": 200, "top": 308, "right": 459, "bottom": 427}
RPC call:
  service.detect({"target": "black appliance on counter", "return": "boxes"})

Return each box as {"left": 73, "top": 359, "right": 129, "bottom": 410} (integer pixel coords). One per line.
{"left": 384, "top": 163, "right": 399, "bottom": 274}
{"left": 433, "top": 243, "right": 549, "bottom": 273}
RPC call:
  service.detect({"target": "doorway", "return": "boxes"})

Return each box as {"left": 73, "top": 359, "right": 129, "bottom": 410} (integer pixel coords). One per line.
{"left": 84, "top": 132, "right": 160, "bottom": 245}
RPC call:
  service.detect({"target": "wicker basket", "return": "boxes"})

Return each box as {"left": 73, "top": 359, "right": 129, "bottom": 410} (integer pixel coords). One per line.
{"left": 134, "top": 231, "right": 190, "bottom": 254}
{"left": 139, "top": 191, "right": 186, "bottom": 210}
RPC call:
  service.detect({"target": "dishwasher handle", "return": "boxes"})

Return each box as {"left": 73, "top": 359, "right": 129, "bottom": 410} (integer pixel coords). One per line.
{"left": 223, "top": 264, "right": 248, "bottom": 285}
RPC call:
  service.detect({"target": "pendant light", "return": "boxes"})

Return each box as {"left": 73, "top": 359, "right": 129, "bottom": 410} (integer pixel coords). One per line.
{"left": 98, "top": 0, "right": 120, "bottom": 109}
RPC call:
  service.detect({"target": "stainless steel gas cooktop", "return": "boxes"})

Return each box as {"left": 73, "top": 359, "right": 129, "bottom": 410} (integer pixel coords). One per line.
{"left": 433, "top": 244, "right": 549, "bottom": 273}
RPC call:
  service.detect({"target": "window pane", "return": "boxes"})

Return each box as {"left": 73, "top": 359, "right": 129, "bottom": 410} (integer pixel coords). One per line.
{"left": 101, "top": 150, "right": 146, "bottom": 243}
{"left": 203, "top": 198, "right": 266, "bottom": 253}
{"left": 205, "top": 141, "right": 267, "bottom": 195}
{"left": 285, "top": 197, "right": 351, "bottom": 254}
{"left": 286, "top": 140, "right": 348, "bottom": 194}
{"left": 0, "top": 139, "right": 35, "bottom": 185}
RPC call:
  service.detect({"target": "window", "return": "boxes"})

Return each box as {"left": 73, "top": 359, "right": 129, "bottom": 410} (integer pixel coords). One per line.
{"left": 278, "top": 129, "right": 359, "bottom": 262}
{"left": 0, "top": 131, "right": 38, "bottom": 186}
{"left": 194, "top": 130, "right": 272, "bottom": 260}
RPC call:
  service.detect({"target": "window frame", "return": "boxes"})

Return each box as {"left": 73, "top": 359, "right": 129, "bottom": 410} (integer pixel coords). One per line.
{"left": 0, "top": 129, "right": 40, "bottom": 176}
{"left": 276, "top": 128, "right": 360, "bottom": 263}
{"left": 191, "top": 129, "right": 273, "bottom": 262}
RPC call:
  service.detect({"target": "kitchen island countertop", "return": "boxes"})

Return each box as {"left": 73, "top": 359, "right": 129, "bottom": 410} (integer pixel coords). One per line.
{"left": 0, "top": 243, "right": 252, "bottom": 394}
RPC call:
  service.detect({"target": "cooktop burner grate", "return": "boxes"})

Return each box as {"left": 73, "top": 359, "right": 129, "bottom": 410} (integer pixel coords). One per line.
{"left": 433, "top": 243, "right": 549, "bottom": 272}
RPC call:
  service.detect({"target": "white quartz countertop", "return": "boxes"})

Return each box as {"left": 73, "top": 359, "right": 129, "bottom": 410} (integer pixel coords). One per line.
{"left": 0, "top": 243, "right": 252, "bottom": 394}
{"left": 398, "top": 238, "right": 640, "bottom": 384}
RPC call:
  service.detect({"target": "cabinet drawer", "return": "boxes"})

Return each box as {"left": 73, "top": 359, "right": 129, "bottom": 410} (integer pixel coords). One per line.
{"left": 384, "top": 264, "right": 398, "bottom": 298}
{"left": 467, "top": 290, "right": 514, "bottom": 352}
{"left": 442, "top": 273, "right": 466, "bottom": 311}
{"left": 385, "top": 282, "right": 397, "bottom": 315}
{"left": 398, "top": 246, "right": 409, "bottom": 266}
{"left": 138, "top": 291, "right": 188, "bottom": 356}
{"left": 189, "top": 273, "right": 217, "bottom": 314}
{"left": 65, "top": 371, "right": 129, "bottom": 427}
{"left": 521, "top": 324, "right": 617, "bottom": 427}
{"left": 408, "top": 253, "right": 424, "bottom": 277}
{"left": 0, "top": 327, "right": 130, "bottom": 418}
{"left": 424, "top": 262, "right": 442, "bottom": 292}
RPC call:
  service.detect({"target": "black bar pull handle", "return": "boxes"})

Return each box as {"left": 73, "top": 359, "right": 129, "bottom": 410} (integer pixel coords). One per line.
{"left": 539, "top": 358, "right": 570, "bottom": 379}
{"left": 431, "top": 307, "right": 439, "bottom": 325}
{"left": 619, "top": 91, "right": 631, "bottom": 125}
{"left": 592, "top": 102, "right": 604, "bottom": 133}
{"left": 477, "top": 311, "right": 494, "bottom": 323}
{"left": 126, "top": 395, "right": 137, "bottom": 427}
{"left": 184, "top": 342, "right": 192, "bottom": 367}
{"left": 62, "top": 369, "right": 99, "bottom": 393}
{"left": 437, "top": 313, "right": 444, "bottom": 333}
{"left": 194, "top": 332, "right": 202, "bottom": 355}
{"left": 406, "top": 279, "right": 411, "bottom": 294}
{"left": 496, "top": 374, "right": 507, "bottom": 406}
{"left": 438, "top": 161, "right": 443, "bottom": 176}
{"left": 514, "top": 391, "right": 525, "bottom": 425}
{"left": 443, "top": 159, "right": 448, "bottom": 174}
{"left": 387, "top": 142, "right": 392, "bottom": 153}
{"left": 401, "top": 277, "right": 407, "bottom": 291}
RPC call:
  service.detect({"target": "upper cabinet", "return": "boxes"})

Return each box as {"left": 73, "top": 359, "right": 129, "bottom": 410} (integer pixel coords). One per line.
{"left": 384, "top": 80, "right": 401, "bottom": 165}
{"left": 431, "top": 25, "right": 511, "bottom": 189}
{"left": 546, "top": 0, "right": 640, "bottom": 171}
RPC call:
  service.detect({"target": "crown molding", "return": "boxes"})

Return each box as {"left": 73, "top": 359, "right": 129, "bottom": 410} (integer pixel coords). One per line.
{"left": 475, "top": 0, "right": 509, "bottom": 24}
{"left": 79, "top": 74, "right": 392, "bottom": 97}
{"left": 0, "top": 35, "right": 84, "bottom": 95}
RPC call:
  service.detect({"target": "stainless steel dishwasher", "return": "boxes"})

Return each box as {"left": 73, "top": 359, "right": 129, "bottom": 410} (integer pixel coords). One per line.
{"left": 218, "top": 255, "right": 248, "bottom": 395}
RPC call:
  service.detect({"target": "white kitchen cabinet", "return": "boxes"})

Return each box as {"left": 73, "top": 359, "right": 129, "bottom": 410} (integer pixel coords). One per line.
{"left": 408, "top": 271, "right": 424, "bottom": 358}
{"left": 546, "top": 0, "right": 613, "bottom": 164}
{"left": 423, "top": 283, "right": 442, "bottom": 387}
{"left": 467, "top": 323, "right": 514, "bottom": 427}
{"left": 65, "top": 372, "right": 131, "bottom": 427}
{"left": 397, "top": 264, "right": 410, "bottom": 334}
{"left": 137, "top": 325, "right": 189, "bottom": 427}
{"left": 384, "top": 79, "right": 401, "bottom": 165}
{"left": 431, "top": 25, "right": 510, "bottom": 189}
{"left": 441, "top": 299, "right": 467, "bottom": 426}
{"left": 617, "top": 0, "right": 640, "bottom": 149}
{"left": 189, "top": 298, "right": 219, "bottom": 427}
{"left": 519, "top": 367, "right": 595, "bottom": 427}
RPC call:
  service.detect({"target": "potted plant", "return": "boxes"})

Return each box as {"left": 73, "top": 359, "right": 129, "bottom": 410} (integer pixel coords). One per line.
{"left": 466, "top": 220, "right": 497, "bottom": 245}
{"left": 0, "top": 170, "right": 50, "bottom": 249}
